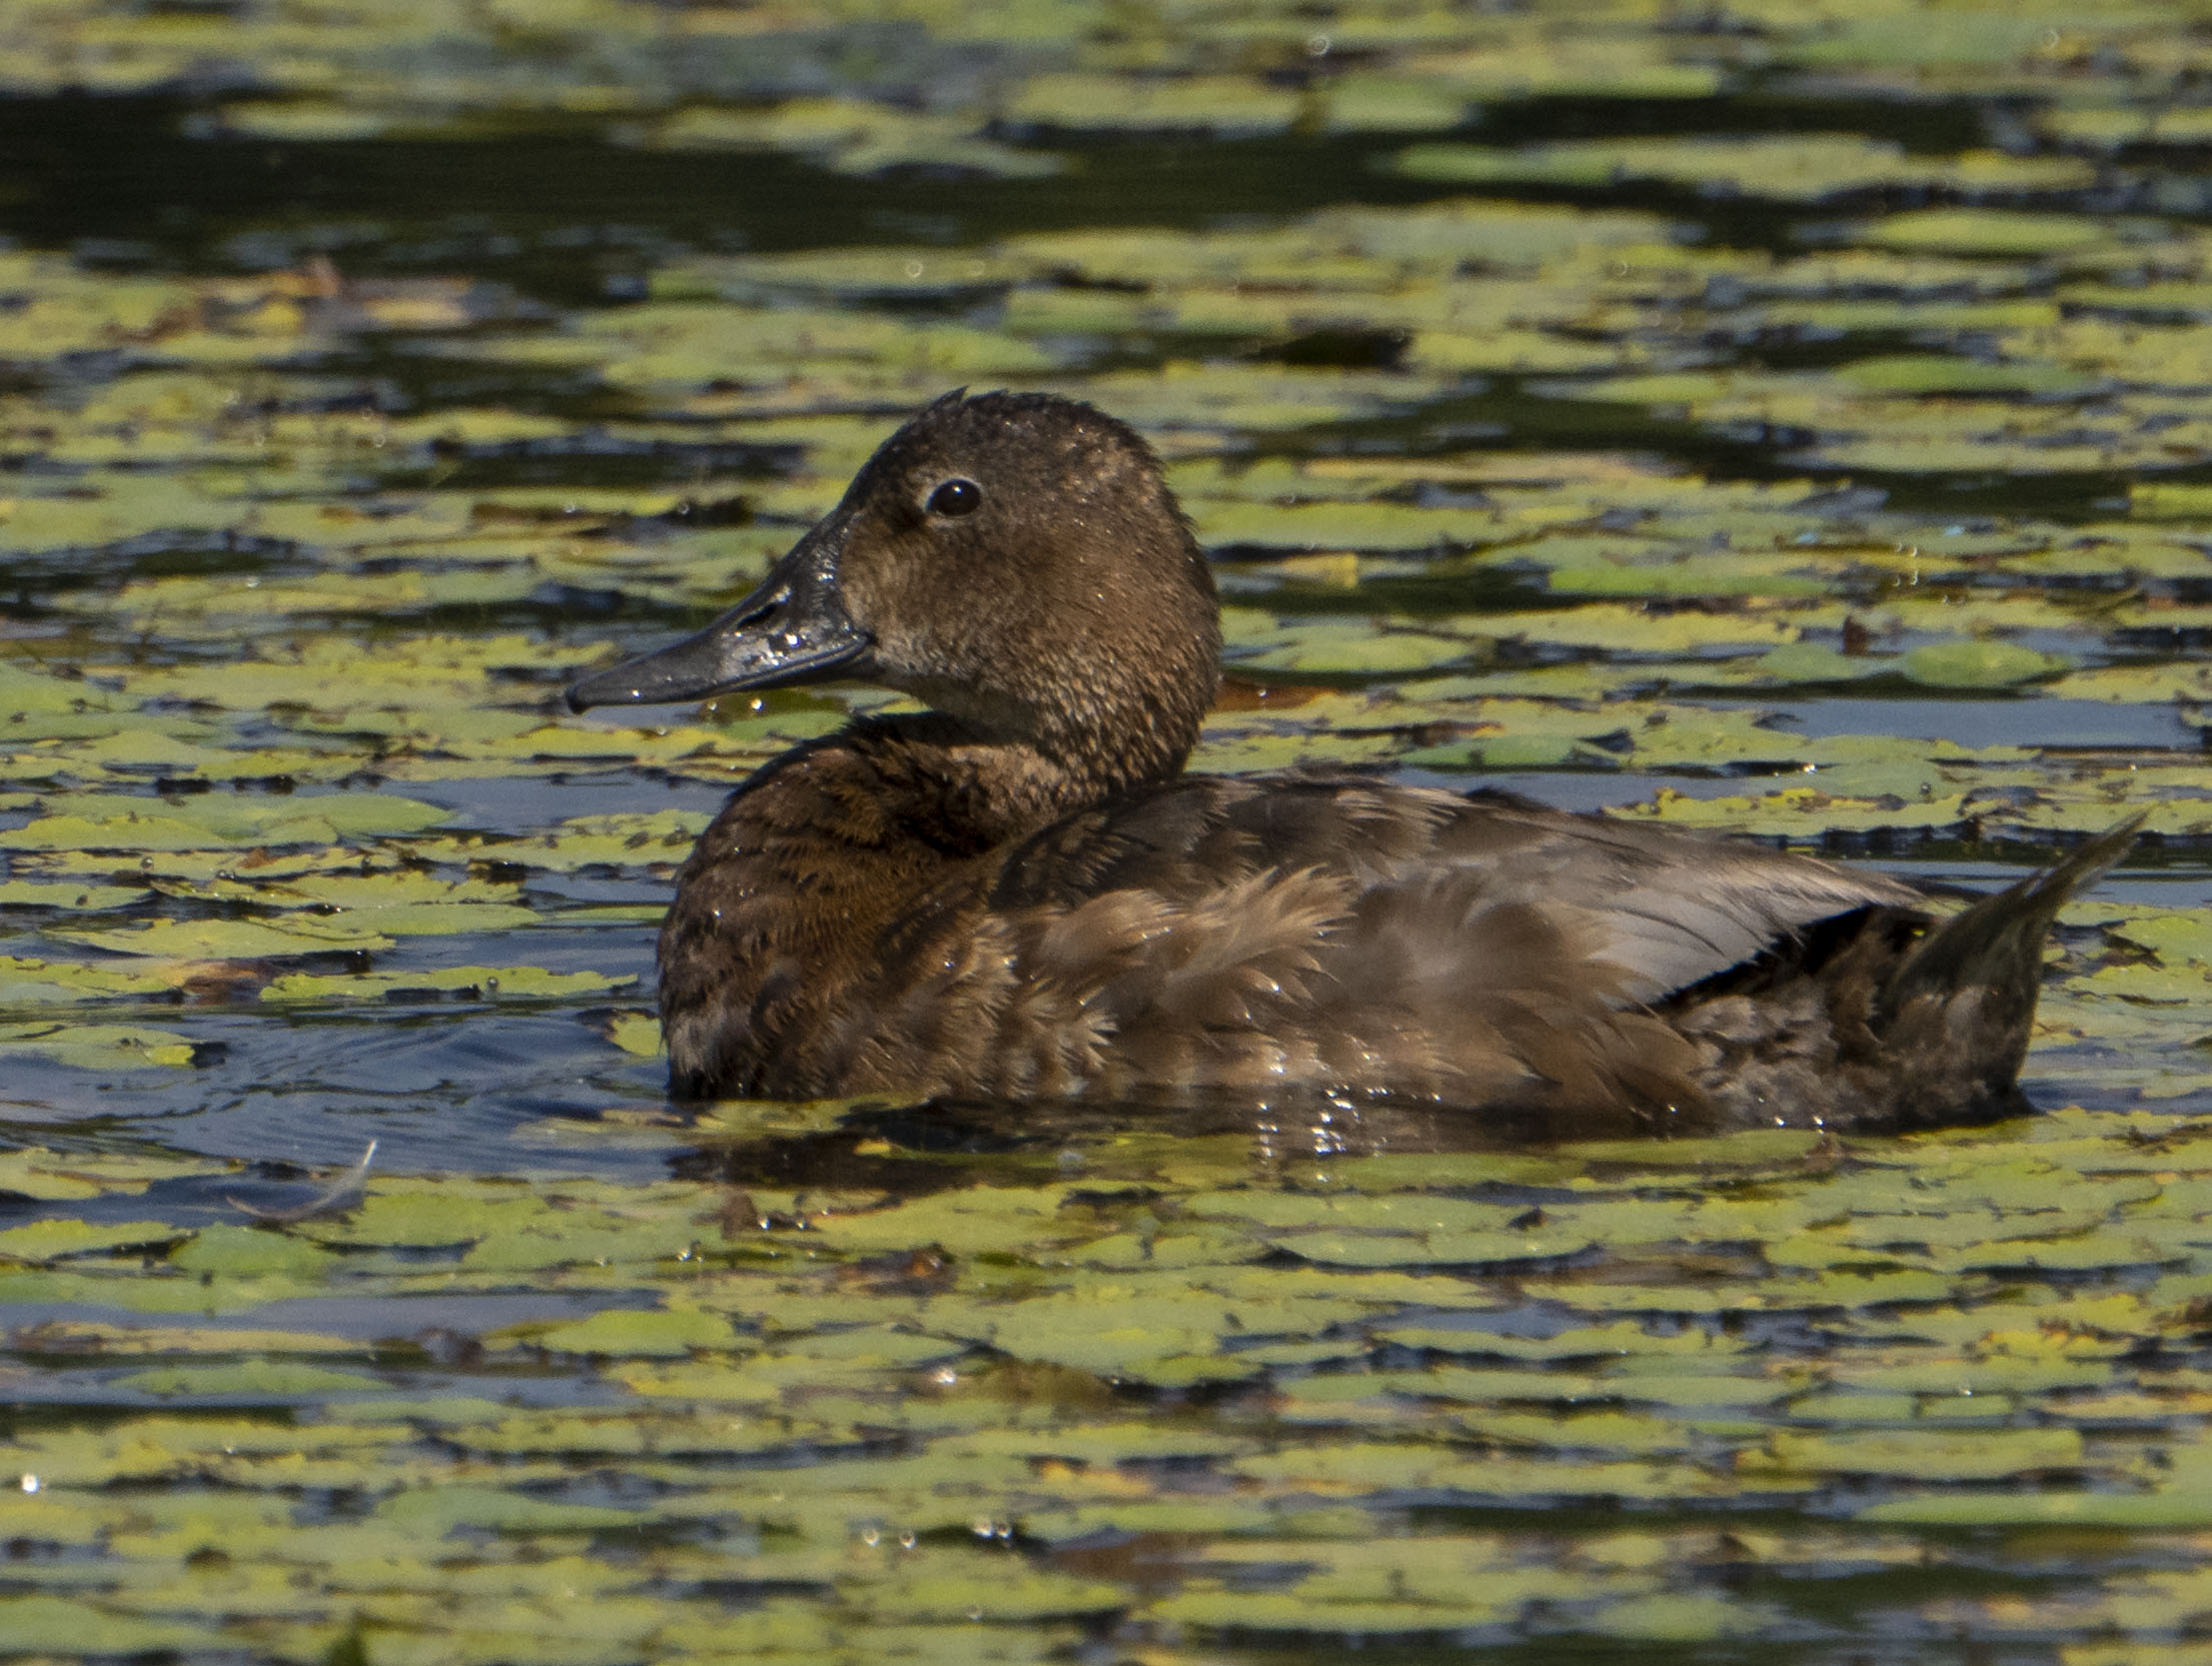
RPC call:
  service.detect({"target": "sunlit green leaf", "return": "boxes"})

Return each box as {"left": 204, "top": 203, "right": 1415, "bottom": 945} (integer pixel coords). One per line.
{"left": 517, "top": 1305, "right": 742, "bottom": 1357}
{"left": 51, "top": 915, "right": 397, "bottom": 957}
{"left": 0, "top": 1022, "right": 199, "bottom": 1069}
{"left": 259, "top": 964, "right": 625, "bottom": 1003}
{"left": 0, "top": 1217, "right": 185, "bottom": 1261}
{"left": 115, "top": 1360, "right": 387, "bottom": 1397}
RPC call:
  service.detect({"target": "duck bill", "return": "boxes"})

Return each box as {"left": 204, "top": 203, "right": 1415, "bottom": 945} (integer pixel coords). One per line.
{"left": 565, "top": 523, "right": 871, "bottom": 712}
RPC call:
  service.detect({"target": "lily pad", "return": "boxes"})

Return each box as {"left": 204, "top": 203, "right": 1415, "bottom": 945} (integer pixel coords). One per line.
{"left": 51, "top": 918, "right": 393, "bottom": 957}
{"left": 1861, "top": 210, "right": 2125, "bottom": 256}
{"left": 0, "top": 1022, "right": 198, "bottom": 1070}
{"left": 259, "top": 965, "right": 624, "bottom": 1003}
{"left": 0, "top": 1218, "right": 186, "bottom": 1261}
{"left": 1900, "top": 640, "right": 2072, "bottom": 687}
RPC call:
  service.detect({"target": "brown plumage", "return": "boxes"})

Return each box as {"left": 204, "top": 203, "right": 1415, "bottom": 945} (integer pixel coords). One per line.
{"left": 568, "top": 390, "right": 2136, "bottom": 1135}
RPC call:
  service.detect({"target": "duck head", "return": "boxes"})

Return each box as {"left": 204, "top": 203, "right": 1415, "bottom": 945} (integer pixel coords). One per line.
{"left": 568, "top": 390, "right": 1221, "bottom": 794}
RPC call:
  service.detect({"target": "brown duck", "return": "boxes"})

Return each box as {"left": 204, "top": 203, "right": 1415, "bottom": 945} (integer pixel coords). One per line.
{"left": 569, "top": 390, "right": 2135, "bottom": 1134}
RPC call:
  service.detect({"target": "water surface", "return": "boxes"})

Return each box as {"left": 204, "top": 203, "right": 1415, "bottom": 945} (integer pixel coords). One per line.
{"left": 6, "top": 5, "right": 2212, "bottom": 1661}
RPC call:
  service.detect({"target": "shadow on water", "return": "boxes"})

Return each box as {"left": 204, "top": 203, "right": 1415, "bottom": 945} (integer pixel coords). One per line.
{"left": 0, "top": 89, "right": 1994, "bottom": 292}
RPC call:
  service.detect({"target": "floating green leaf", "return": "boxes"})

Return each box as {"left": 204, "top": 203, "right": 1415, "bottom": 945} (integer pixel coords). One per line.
{"left": 1861, "top": 209, "right": 2125, "bottom": 256}
{"left": 1900, "top": 640, "right": 2072, "bottom": 687}
{"left": 50, "top": 918, "right": 393, "bottom": 957}
{"left": 115, "top": 1360, "right": 387, "bottom": 1397}
{"left": 0, "top": 1022, "right": 198, "bottom": 1070}
{"left": 0, "top": 1217, "right": 185, "bottom": 1261}
{"left": 0, "top": 1596, "right": 215, "bottom": 1655}
{"left": 519, "top": 1306, "right": 742, "bottom": 1357}
{"left": 259, "top": 964, "right": 625, "bottom": 1003}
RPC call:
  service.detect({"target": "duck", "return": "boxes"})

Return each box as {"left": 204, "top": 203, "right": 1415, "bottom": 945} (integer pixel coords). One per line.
{"left": 568, "top": 389, "right": 2137, "bottom": 1136}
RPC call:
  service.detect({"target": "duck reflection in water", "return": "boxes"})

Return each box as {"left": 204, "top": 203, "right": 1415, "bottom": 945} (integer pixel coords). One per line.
{"left": 569, "top": 391, "right": 2135, "bottom": 1136}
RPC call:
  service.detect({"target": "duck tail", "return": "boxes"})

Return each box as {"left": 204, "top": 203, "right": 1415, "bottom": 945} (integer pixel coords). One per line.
{"left": 1873, "top": 812, "right": 2142, "bottom": 1122}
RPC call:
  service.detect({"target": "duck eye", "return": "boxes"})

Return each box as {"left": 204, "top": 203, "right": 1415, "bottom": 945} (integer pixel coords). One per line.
{"left": 927, "top": 478, "right": 982, "bottom": 518}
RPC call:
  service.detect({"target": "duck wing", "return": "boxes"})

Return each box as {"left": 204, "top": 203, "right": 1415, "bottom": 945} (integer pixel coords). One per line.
{"left": 1417, "top": 789, "right": 1927, "bottom": 1004}
{"left": 987, "top": 775, "right": 1923, "bottom": 1009}
{"left": 819, "top": 776, "right": 1921, "bottom": 1117}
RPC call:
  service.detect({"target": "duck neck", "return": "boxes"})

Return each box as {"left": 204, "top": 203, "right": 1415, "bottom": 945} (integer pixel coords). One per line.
{"left": 846, "top": 709, "right": 1189, "bottom": 849}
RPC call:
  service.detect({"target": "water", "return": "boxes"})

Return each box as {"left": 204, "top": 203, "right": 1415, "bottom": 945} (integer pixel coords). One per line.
{"left": 6, "top": 7, "right": 2212, "bottom": 1661}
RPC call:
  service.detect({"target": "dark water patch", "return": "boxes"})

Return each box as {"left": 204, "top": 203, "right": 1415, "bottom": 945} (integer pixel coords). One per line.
{"left": 1, "top": 1007, "right": 667, "bottom": 1177}
{"left": 0, "top": 88, "right": 2053, "bottom": 300}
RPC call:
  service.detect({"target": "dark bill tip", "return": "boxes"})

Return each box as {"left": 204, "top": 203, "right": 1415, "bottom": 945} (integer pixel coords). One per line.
{"left": 565, "top": 623, "right": 871, "bottom": 711}
{"left": 567, "top": 514, "right": 869, "bottom": 712}
{"left": 564, "top": 569, "right": 871, "bottom": 713}
{"left": 565, "top": 637, "right": 717, "bottom": 712}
